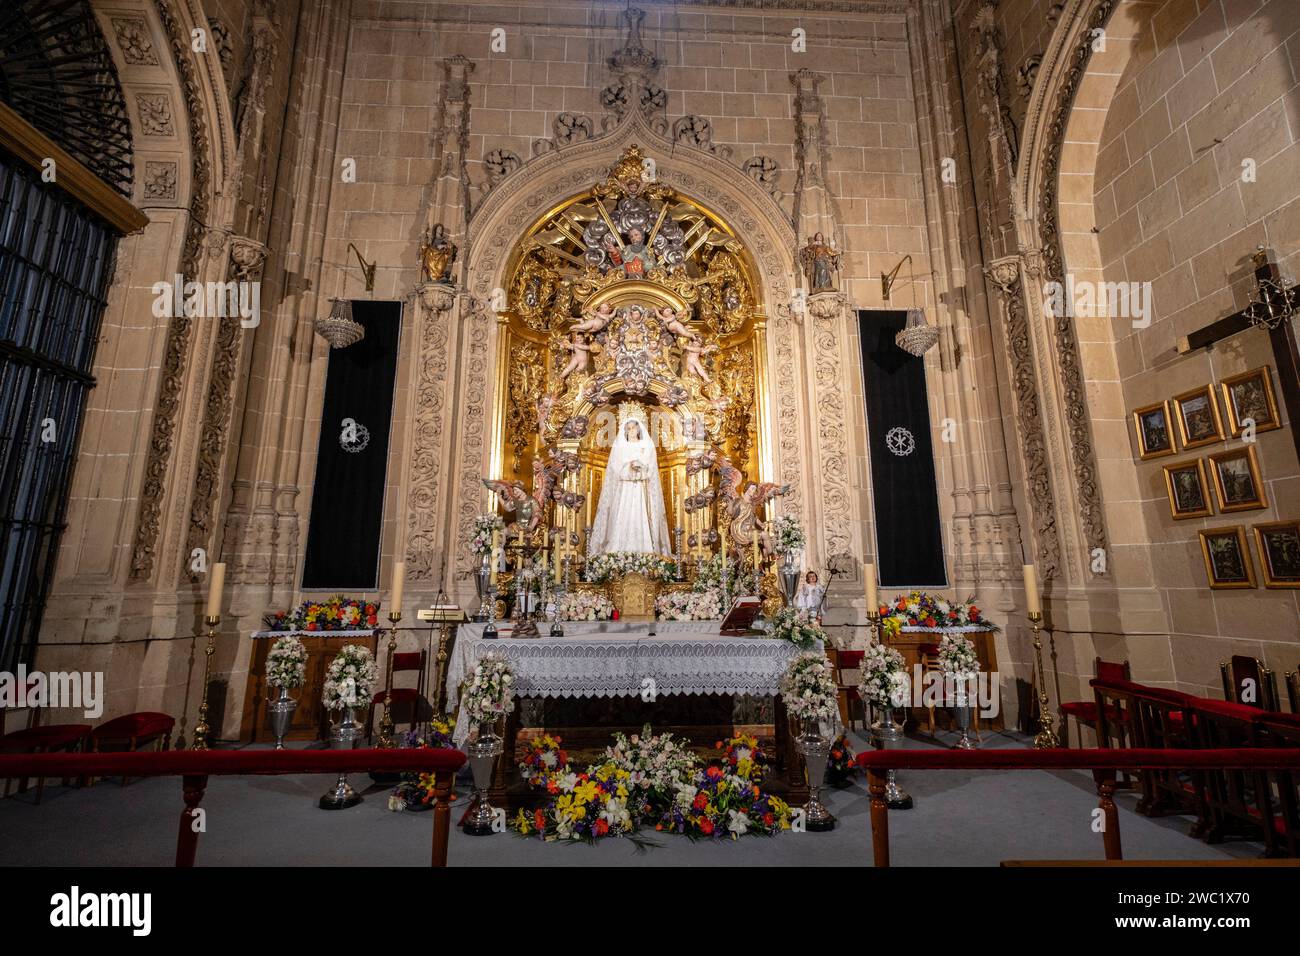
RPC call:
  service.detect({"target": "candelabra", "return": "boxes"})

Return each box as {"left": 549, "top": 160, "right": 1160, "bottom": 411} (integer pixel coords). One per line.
{"left": 377, "top": 609, "right": 401, "bottom": 748}
{"left": 190, "top": 615, "right": 220, "bottom": 750}
{"left": 1029, "top": 611, "right": 1059, "bottom": 748}
{"left": 483, "top": 584, "right": 499, "bottom": 639}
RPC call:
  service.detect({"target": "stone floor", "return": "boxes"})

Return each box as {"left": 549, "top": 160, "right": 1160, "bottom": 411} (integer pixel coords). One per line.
{"left": 0, "top": 729, "right": 1263, "bottom": 866}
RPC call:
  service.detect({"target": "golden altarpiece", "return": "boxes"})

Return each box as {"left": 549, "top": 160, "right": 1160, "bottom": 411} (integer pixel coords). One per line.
{"left": 484, "top": 146, "right": 787, "bottom": 614}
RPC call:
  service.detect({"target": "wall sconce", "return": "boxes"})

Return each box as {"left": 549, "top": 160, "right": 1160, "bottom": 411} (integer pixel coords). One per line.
{"left": 314, "top": 243, "right": 375, "bottom": 349}
{"left": 881, "top": 255, "right": 938, "bottom": 356}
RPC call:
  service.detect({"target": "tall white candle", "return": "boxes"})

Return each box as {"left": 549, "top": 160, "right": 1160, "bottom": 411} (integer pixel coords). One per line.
{"left": 864, "top": 562, "right": 878, "bottom": 615}
{"left": 391, "top": 561, "right": 405, "bottom": 613}
{"left": 205, "top": 562, "right": 226, "bottom": 619}
{"left": 1022, "top": 564, "right": 1041, "bottom": 615}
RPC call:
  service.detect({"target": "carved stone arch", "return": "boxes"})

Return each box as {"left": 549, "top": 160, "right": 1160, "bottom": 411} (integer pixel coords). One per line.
{"left": 448, "top": 110, "right": 824, "bottom": 584}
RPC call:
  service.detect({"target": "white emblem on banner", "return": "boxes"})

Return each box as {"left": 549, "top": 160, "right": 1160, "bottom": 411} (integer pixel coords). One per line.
{"left": 885, "top": 426, "right": 915, "bottom": 457}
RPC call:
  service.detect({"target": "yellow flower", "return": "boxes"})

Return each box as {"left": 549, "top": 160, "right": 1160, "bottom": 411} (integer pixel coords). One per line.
{"left": 574, "top": 780, "right": 600, "bottom": 804}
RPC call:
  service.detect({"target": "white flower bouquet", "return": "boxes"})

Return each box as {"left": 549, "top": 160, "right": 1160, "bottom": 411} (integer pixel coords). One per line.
{"left": 470, "top": 513, "right": 504, "bottom": 556}
{"left": 768, "top": 606, "right": 825, "bottom": 650}
{"left": 265, "top": 635, "right": 307, "bottom": 689}
{"left": 654, "top": 587, "right": 723, "bottom": 621}
{"left": 322, "top": 644, "right": 378, "bottom": 710}
{"left": 771, "top": 514, "right": 806, "bottom": 554}
{"left": 557, "top": 590, "right": 615, "bottom": 621}
{"left": 780, "top": 651, "right": 840, "bottom": 727}
{"left": 936, "top": 633, "right": 980, "bottom": 681}
{"left": 462, "top": 651, "right": 516, "bottom": 724}
{"left": 692, "top": 552, "right": 736, "bottom": 592}
{"left": 858, "top": 642, "right": 909, "bottom": 708}
{"left": 584, "top": 551, "right": 677, "bottom": 583}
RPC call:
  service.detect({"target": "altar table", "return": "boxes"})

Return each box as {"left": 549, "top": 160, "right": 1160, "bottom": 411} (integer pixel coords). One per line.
{"left": 445, "top": 622, "right": 806, "bottom": 747}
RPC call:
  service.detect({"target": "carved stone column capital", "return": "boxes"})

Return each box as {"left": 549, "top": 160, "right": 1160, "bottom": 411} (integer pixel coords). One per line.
{"left": 807, "top": 290, "right": 847, "bottom": 320}
{"left": 984, "top": 255, "right": 1022, "bottom": 296}
{"left": 228, "top": 236, "right": 268, "bottom": 281}
{"left": 416, "top": 281, "right": 457, "bottom": 313}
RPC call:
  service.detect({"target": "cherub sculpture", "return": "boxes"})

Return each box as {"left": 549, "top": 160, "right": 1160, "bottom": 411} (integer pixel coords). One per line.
{"left": 657, "top": 306, "right": 698, "bottom": 341}
{"left": 480, "top": 477, "right": 543, "bottom": 534}
{"left": 727, "top": 480, "right": 791, "bottom": 554}
{"left": 680, "top": 336, "right": 716, "bottom": 382}
{"left": 557, "top": 333, "right": 594, "bottom": 381}
{"left": 572, "top": 301, "right": 614, "bottom": 334}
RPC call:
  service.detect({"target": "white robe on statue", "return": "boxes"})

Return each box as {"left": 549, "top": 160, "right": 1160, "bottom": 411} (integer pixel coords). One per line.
{"left": 587, "top": 420, "right": 671, "bottom": 556}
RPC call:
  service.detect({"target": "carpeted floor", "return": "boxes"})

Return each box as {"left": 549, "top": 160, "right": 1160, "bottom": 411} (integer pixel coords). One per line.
{"left": 0, "top": 730, "right": 1263, "bottom": 866}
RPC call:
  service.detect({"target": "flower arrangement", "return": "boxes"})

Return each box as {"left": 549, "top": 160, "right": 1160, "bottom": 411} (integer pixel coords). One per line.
{"left": 859, "top": 642, "right": 909, "bottom": 709}
{"left": 584, "top": 551, "right": 677, "bottom": 583}
{"left": 779, "top": 651, "right": 840, "bottom": 726}
{"left": 387, "top": 721, "right": 457, "bottom": 812}
{"left": 768, "top": 606, "right": 826, "bottom": 650}
{"left": 826, "top": 733, "right": 855, "bottom": 786}
{"left": 771, "top": 514, "right": 806, "bottom": 554}
{"left": 877, "top": 591, "right": 994, "bottom": 633}
{"left": 511, "top": 726, "right": 790, "bottom": 844}
{"left": 936, "top": 633, "right": 980, "bottom": 682}
{"left": 519, "top": 734, "right": 569, "bottom": 790}
{"left": 654, "top": 588, "right": 723, "bottom": 621}
{"left": 692, "top": 552, "right": 737, "bottom": 592}
{"left": 557, "top": 590, "right": 614, "bottom": 621}
{"left": 265, "top": 635, "right": 307, "bottom": 689}
{"left": 461, "top": 652, "right": 516, "bottom": 725}
{"left": 265, "top": 595, "right": 380, "bottom": 632}
{"left": 470, "top": 514, "right": 504, "bottom": 556}
{"left": 321, "top": 644, "right": 378, "bottom": 711}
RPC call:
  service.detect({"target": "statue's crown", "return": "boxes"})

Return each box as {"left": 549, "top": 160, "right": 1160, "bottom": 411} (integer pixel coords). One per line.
{"left": 617, "top": 402, "right": 649, "bottom": 428}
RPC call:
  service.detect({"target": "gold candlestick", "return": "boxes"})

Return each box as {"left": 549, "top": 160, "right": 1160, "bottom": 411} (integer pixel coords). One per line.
{"left": 377, "top": 610, "right": 402, "bottom": 748}
{"left": 865, "top": 610, "right": 882, "bottom": 644}
{"left": 1029, "top": 611, "right": 1059, "bottom": 748}
{"left": 191, "top": 614, "right": 220, "bottom": 751}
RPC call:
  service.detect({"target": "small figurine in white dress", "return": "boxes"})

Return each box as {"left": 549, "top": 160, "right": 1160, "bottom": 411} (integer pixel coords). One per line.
{"left": 794, "top": 571, "right": 826, "bottom": 618}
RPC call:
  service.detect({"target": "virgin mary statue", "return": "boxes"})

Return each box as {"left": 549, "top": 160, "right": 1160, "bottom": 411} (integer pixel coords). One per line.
{"left": 587, "top": 406, "right": 671, "bottom": 556}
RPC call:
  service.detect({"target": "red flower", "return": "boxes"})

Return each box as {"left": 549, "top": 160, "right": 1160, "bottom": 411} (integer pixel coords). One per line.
{"left": 693, "top": 793, "right": 708, "bottom": 810}
{"left": 763, "top": 813, "right": 775, "bottom": 826}
{"left": 307, "top": 623, "right": 318, "bottom": 631}
{"left": 546, "top": 780, "right": 558, "bottom": 794}
{"left": 706, "top": 766, "right": 722, "bottom": 779}
{"left": 699, "top": 818, "right": 714, "bottom": 835}
{"left": 534, "top": 809, "right": 546, "bottom": 830}
{"left": 594, "top": 819, "right": 609, "bottom": 836}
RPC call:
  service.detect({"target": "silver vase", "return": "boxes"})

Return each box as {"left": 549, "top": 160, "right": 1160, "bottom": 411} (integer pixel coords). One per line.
{"left": 473, "top": 554, "right": 492, "bottom": 622}
{"left": 267, "top": 685, "right": 297, "bottom": 750}
{"left": 952, "top": 702, "right": 977, "bottom": 750}
{"left": 779, "top": 552, "right": 800, "bottom": 606}
{"left": 871, "top": 705, "right": 913, "bottom": 810}
{"left": 319, "top": 706, "right": 363, "bottom": 810}
{"left": 795, "top": 719, "right": 837, "bottom": 831}
{"left": 463, "top": 720, "right": 504, "bottom": 835}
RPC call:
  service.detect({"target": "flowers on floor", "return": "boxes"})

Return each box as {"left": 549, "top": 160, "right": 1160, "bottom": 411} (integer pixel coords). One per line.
{"left": 511, "top": 726, "right": 791, "bottom": 843}
{"left": 768, "top": 605, "right": 826, "bottom": 650}
{"left": 264, "top": 635, "right": 307, "bottom": 689}
{"left": 859, "top": 642, "right": 909, "bottom": 708}
{"left": 654, "top": 587, "right": 723, "bottom": 620}
{"left": 462, "top": 652, "right": 516, "bottom": 724}
{"left": 826, "top": 734, "right": 856, "bottom": 786}
{"left": 780, "top": 651, "right": 839, "bottom": 728}
{"left": 584, "top": 551, "right": 677, "bottom": 583}
{"left": 771, "top": 514, "right": 806, "bottom": 554}
{"left": 387, "top": 721, "right": 457, "bottom": 811}
{"left": 265, "top": 595, "right": 380, "bottom": 632}
{"left": 557, "top": 590, "right": 614, "bottom": 621}
{"left": 321, "top": 644, "right": 378, "bottom": 710}
{"left": 877, "top": 591, "right": 994, "bottom": 634}
{"left": 470, "top": 513, "right": 504, "bottom": 556}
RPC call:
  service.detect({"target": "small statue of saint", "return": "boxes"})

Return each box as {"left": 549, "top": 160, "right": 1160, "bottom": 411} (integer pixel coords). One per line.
{"left": 798, "top": 232, "right": 840, "bottom": 292}
{"left": 419, "top": 223, "right": 457, "bottom": 284}
{"left": 620, "top": 226, "right": 657, "bottom": 277}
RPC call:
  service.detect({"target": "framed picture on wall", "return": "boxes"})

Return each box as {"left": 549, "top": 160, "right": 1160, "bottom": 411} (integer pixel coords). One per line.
{"left": 1197, "top": 526, "right": 1256, "bottom": 589}
{"left": 1132, "top": 400, "right": 1176, "bottom": 459}
{"left": 1172, "top": 384, "right": 1225, "bottom": 449}
{"left": 1161, "top": 458, "right": 1213, "bottom": 519}
{"left": 1220, "top": 366, "right": 1281, "bottom": 437}
{"left": 1252, "top": 520, "right": 1300, "bottom": 588}
{"left": 1207, "top": 445, "right": 1267, "bottom": 512}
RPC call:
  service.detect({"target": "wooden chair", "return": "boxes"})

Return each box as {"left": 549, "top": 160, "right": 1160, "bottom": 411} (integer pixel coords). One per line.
{"left": 1220, "top": 655, "right": 1280, "bottom": 711}
{"left": 1286, "top": 667, "right": 1297, "bottom": 714}
{"left": 1258, "top": 712, "right": 1300, "bottom": 857}
{"left": 1062, "top": 658, "right": 1130, "bottom": 748}
{"left": 369, "top": 650, "right": 428, "bottom": 739}
{"left": 0, "top": 724, "right": 91, "bottom": 803}
{"left": 1128, "top": 685, "right": 1202, "bottom": 827}
{"left": 90, "top": 712, "right": 175, "bottom": 786}
{"left": 1191, "top": 699, "right": 1278, "bottom": 855}
{"left": 916, "top": 642, "right": 981, "bottom": 740}
{"left": 826, "top": 647, "right": 865, "bottom": 731}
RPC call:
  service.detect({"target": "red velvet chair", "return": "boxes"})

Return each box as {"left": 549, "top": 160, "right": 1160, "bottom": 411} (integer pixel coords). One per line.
{"left": 827, "top": 648, "right": 865, "bottom": 731}
{"left": 369, "top": 650, "right": 428, "bottom": 739}
{"left": 1125, "top": 683, "right": 1200, "bottom": 825}
{"left": 1064, "top": 658, "right": 1130, "bottom": 748}
{"left": 90, "top": 712, "right": 175, "bottom": 786}
{"left": 1259, "top": 711, "right": 1300, "bottom": 857}
{"left": 0, "top": 724, "right": 91, "bottom": 803}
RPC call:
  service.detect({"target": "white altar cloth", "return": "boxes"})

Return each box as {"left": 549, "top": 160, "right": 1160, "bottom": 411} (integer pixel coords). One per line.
{"left": 445, "top": 622, "right": 805, "bottom": 746}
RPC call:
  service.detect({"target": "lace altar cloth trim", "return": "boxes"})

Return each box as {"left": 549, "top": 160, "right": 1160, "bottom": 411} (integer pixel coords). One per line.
{"left": 446, "top": 624, "right": 803, "bottom": 746}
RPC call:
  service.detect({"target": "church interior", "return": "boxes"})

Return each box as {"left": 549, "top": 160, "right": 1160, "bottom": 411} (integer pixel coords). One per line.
{"left": 1, "top": 0, "right": 1299, "bottom": 901}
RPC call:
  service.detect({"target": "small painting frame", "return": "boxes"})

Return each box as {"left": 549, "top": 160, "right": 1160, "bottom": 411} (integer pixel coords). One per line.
{"left": 1208, "top": 445, "right": 1267, "bottom": 513}
{"left": 1161, "top": 458, "right": 1213, "bottom": 519}
{"left": 1252, "top": 520, "right": 1300, "bottom": 589}
{"left": 1197, "top": 526, "right": 1256, "bottom": 589}
{"left": 1132, "top": 400, "right": 1176, "bottom": 460}
{"left": 1172, "top": 384, "right": 1225, "bottom": 449}
{"left": 1220, "top": 366, "right": 1281, "bottom": 437}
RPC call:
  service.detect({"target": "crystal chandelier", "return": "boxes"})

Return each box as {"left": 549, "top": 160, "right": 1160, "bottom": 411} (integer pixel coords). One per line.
{"left": 1243, "top": 249, "right": 1298, "bottom": 331}
{"left": 895, "top": 308, "right": 938, "bottom": 357}
{"left": 315, "top": 297, "right": 365, "bottom": 349}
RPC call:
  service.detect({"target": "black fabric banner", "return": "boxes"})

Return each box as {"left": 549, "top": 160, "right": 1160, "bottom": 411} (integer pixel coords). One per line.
{"left": 301, "top": 300, "right": 401, "bottom": 590}
{"left": 857, "top": 309, "right": 947, "bottom": 588}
